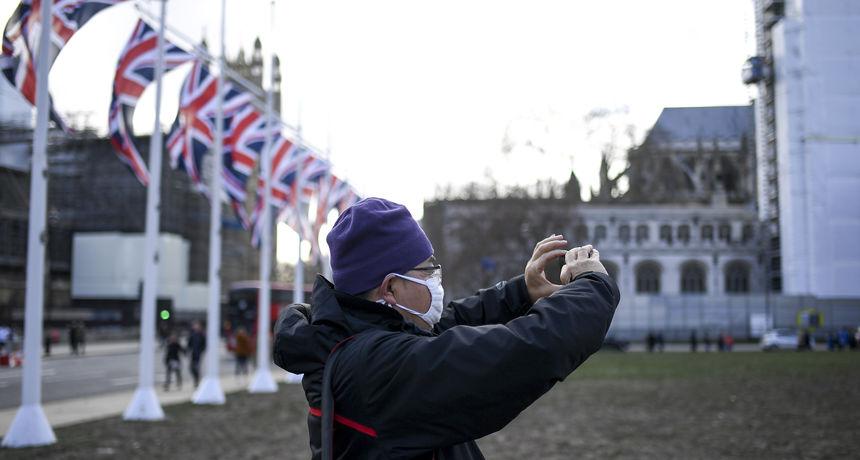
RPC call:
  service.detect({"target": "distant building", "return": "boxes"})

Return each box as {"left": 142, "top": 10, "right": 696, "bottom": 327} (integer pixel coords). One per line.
{"left": 424, "top": 104, "right": 860, "bottom": 340}
{"left": 744, "top": 0, "right": 860, "bottom": 297}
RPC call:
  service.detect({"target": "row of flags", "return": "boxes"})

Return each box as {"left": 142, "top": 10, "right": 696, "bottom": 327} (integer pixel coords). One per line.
{"left": 1, "top": 1, "right": 360, "bottom": 257}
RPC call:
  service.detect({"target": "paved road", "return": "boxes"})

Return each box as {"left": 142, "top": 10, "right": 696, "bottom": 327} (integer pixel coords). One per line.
{"left": 0, "top": 344, "right": 241, "bottom": 409}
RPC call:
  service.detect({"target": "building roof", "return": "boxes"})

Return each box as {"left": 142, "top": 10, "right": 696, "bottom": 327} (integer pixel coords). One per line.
{"left": 647, "top": 105, "right": 754, "bottom": 144}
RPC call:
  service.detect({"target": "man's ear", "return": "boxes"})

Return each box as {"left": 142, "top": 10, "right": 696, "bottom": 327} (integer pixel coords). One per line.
{"left": 380, "top": 275, "right": 398, "bottom": 305}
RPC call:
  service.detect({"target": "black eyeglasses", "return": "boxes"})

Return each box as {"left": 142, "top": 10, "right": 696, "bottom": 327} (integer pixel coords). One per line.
{"left": 409, "top": 264, "right": 442, "bottom": 279}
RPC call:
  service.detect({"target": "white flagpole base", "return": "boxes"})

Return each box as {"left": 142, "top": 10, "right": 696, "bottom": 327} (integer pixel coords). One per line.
{"left": 192, "top": 377, "right": 226, "bottom": 405}
{"left": 123, "top": 387, "right": 164, "bottom": 421}
{"left": 284, "top": 372, "right": 304, "bottom": 384}
{"left": 2, "top": 404, "right": 56, "bottom": 448}
{"left": 248, "top": 368, "right": 278, "bottom": 393}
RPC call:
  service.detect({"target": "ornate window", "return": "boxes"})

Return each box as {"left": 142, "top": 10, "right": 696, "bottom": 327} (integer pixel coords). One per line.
{"left": 618, "top": 225, "right": 631, "bottom": 243}
{"left": 635, "top": 261, "right": 661, "bottom": 293}
{"left": 659, "top": 225, "right": 673, "bottom": 245}
{"left": 742, "top": 224, "right": 754, "bottom": 243}
{"left": 594, "top": 225, "right": 607, "bottom": 243}
{"left": 635, "top": 225, "right": 649, "bottom": 244}
{"left": 725, "top": 260, "right": 751, "bottom": 293}
{"left": 678, "top": 225, "right": 691, "bottom": 244}
{"left": 701, "top": 225, "right": 714, "bottom": 241}
{"left": 680, "top": 261, "right": 707, "bottom": 293}
{"left": 718, "top": 224, "right": 732, "bottom": 242}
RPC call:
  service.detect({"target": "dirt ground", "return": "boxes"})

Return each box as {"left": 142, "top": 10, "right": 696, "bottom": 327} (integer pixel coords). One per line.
{"left": 3, "top": 351, "right": 858, "bottom": 459}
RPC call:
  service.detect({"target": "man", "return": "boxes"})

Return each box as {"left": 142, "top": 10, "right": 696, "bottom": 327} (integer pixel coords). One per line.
{"left": 274, "top": 197, "right": 619, "bottom": 459}
{"left": 186, "top": 321, "right": 206, "bottom": 388}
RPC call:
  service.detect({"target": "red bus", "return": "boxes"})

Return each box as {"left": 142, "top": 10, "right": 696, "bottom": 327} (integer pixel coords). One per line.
{"left": 225, "top": 281, "right": 313, "bottom": 335}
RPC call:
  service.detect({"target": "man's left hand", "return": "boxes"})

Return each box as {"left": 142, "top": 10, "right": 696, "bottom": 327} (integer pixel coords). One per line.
{"left": 524, "top": 234, "right": 568, "bottom": 304}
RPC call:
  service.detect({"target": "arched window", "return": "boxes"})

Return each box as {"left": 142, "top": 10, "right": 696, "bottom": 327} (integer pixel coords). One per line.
{"left": 594, "top": 225, "right": 607, "bottom": 243}
{"left": 742, "top": 224, "right": 754, "bottom": 243}
{"left": 701, "top": 225, "right": 714, "bottom": 241}
{"left": 718, "top": 224, "right": 732, "bottom": 242}
{"left": 725, "top": 260, "right": 751, "bottom": 293}
{"left": 635, "top": 261, "right": 661, "bottom": 293}
{"left": 603, "top": 260, "right": 619, "bottom": 282}
{"left": 635, "top": 225, "right": 649, "bottom": 244}
{"left": 678, "top": 225, "right": 691, "bottom": 244}
{"left": 618, "top": 225, "right": 631, "bottom": 243}
{"left": 659, "top": 225, "right": 673, "bottom": 244}
{"left": 680, "top": 261, "right": 707, "bottom": 293}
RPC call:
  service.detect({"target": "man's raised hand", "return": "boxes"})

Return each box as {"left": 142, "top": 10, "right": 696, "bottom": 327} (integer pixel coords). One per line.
{"left": 524, "top": 234, "right": 568, "bottom": 303}
{"left": 560, "top": 245, "right": 608, "bottom": 284}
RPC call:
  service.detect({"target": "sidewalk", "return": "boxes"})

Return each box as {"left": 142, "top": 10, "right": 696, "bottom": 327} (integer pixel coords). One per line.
{"left": 0, "top": 366, "right": 300, "bottom": 434}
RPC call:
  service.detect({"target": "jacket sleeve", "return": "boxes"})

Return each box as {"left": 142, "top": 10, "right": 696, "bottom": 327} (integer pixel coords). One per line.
{"left": 434, "top": 274, "right": 533, "bottom": 331}
{"left": 344, "top": 271, "right": 620, "bottom": 457}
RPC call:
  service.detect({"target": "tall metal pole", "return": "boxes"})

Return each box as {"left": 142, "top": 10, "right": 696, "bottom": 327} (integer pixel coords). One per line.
{"left": 2, "top": 0, "right": 57, "bottom": 448}
{"left": 294, "top": 122, "right": 305, "bottom": 305}
{"left": 249, "top": 0, "right": 278, "bottom": 393}
{"left": 194, "top": 0, "right": 227, "bottom": 405}
{"left": 124, "top": 0, "right": 167, "bottom": 421}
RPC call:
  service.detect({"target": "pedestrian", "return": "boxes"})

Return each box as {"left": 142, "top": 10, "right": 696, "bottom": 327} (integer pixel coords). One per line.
{"left": 68, "top": 323, "right": 79, "bottom": 355}
{"left": 646, "top": 331, "right": 655, "bottom": 352}
{"left": 656, "top": 332, "right": 666, "bottom": 352}
{"left": 690, "top": 330, "right": 698, "bottom": 352}
{"left": 717, "top": 332, "right": 726, "bottom": 352}
{"left": 163, "top": 332, "right": 184, "bottom": 391}
{"left": 827, "top": 331, "right": 838, "bottom": 351}
{"left": 838, "top": 328, "right": 851, "bottom": 350}
{"left": 725, "top": 333, "right": 734, "bottom": 352}
{"left": 273, "top": 197, "right": 619, "bottom": 459}
{"left": 186, "top": 321, "right": 206, "bottom": 388}
{"left": 703, "top": 331, "right": 712, "bottom": 352}
{"left": 44, "top": 328, "right": 53, "bottom": 357}
{"left": 233, "top": 327, "right": 251, "bottom": 376}
{"left": 77, "top": 322, "right": 86, "bottom": 355}
{"left": 0, "top": 324, "right": 10, "bottom": 352}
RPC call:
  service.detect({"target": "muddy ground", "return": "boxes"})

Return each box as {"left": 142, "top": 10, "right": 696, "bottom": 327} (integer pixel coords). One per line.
{"left": 3, "top": 351, "right": 858, "bottom": 459}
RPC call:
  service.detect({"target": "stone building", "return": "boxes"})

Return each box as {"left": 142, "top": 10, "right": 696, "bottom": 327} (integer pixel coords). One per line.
{"left": 424, "top": 103, "right": 860, "bottom": 340}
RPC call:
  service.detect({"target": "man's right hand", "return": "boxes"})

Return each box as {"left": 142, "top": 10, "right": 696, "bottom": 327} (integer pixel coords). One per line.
{"left": 560, "top": 245, "right": 608, "bottom": 283}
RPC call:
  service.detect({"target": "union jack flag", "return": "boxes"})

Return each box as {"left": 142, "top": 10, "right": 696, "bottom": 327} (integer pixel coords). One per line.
{"left": 223, "top": 104, "right": 274, "bottom": 228}
{"left": 167, "top": 59, "right": 252, "bottom": 192}
{"left": 108, "top": 19, "right": 191, "bottom": 185}
{"left": 2, "top": 0, "right": 127, "bottom": 130}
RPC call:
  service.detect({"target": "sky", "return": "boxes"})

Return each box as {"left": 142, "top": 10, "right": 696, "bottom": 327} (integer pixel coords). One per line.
{"left": 1, "top": 0, "right": 757, "bottom": 263}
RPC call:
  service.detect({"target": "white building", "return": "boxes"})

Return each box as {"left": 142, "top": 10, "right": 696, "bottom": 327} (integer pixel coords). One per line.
{"left": 746, "top": 0, "right": 860, "bottom": 297}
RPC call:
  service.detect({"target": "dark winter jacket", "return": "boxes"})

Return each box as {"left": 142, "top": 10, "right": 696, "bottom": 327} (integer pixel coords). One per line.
{"left": 274, "top": 271, "right": 619, "bottom": 459}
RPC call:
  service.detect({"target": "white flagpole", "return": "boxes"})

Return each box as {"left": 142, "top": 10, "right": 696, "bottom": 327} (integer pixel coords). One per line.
{"left": 124, "top": 0, "right": 168, "bottom": 421}
{"left": 194, "top": 0, "right": 227, "bottom": 405}
{"left": 294, "top": 118, "right": 305, "bottom": 305}
{"left": 321, "top": 136, "right": 333, "bottom": 282}
{"left": 248, "top": 0, "right": 277, "bottom": 393}
{"left": 2, "top": 0, "right": 56, "bottom": 448}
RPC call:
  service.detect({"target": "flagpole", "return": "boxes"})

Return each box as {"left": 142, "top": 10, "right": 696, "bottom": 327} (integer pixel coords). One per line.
{"left": 294, "top": 114, "right": 305, "bottom": 304}
{"left": 124, "top": 0, "right": 168, "bottom": 421}
{"left": 321, "top": 136, "right": 333, "bottom": 281}
{"left": 2, "top": 0, "right": 57, "bottom": 447}
{"left": 249, "top": 0, "right": 278, "bottom": 394}
{"left": 194, "top": 0, "right": 228, "bottom": 405}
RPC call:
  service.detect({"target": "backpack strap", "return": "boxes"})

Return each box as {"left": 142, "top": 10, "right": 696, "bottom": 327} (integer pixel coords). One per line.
{"left": 321, "top": 335, "right": 356, "bottom": 460}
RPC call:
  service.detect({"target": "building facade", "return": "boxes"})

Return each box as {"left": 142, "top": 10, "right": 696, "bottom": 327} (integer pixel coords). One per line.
{"left": 745, "top": 0, "right": 860, "bottom": 297}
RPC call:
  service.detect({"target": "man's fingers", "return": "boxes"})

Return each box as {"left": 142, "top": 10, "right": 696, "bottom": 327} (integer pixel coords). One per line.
{"left": 533, "top": 249, "right": 567, "bottom": 273}
{"left": 560, "top": 264, "right": 571, "bottom": 284}
{"left": 591, "top": 248, "right": 600, "bottom": 260}
{"left": 535, "top": 234, "right": 564, "bottom": 248}
{"left": 532, "top": 239, "right": 567, "bottom": 261}
{"left": 575, "top": 245, "right": 592, "bottom": 260}
{"left": 566, "top": 247, "right": 580, "bottom": 263}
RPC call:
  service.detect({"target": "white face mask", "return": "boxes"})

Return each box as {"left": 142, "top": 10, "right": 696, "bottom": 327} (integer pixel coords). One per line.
{"left": 378, "top": 273, "right": 445, "bottom": 327}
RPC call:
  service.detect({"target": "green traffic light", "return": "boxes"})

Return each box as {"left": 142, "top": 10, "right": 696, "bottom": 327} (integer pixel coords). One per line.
{"left": 160, "top": 309, "right": 170, "bottom": 320}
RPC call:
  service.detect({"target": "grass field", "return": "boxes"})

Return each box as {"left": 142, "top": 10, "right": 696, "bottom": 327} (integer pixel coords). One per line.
{"left": 4, "top": 351, "right": 859, "bottom": 459}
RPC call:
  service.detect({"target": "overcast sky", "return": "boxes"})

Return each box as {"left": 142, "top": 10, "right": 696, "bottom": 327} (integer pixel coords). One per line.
{"left": 2, "top": 0, "right": 757, "bottom": 262}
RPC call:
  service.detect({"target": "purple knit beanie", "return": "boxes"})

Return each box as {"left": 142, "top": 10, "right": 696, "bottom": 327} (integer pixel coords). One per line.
{"left": 326, "top": 197, "right": 434, "bottom": 295}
